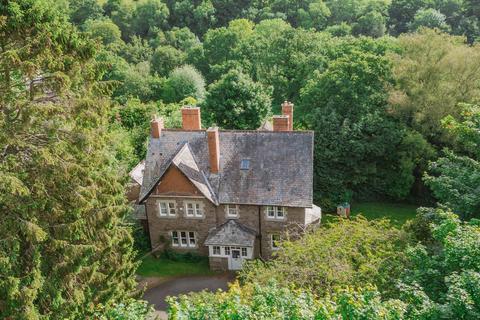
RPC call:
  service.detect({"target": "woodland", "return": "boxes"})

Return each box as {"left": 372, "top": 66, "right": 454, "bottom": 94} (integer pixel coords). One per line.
{"left": 0, "top": 0, "right": 479, "bottom": 319}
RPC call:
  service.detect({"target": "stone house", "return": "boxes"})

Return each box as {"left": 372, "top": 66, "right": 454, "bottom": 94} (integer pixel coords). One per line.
{"left": 134, "top": 102, "right": 321, "bottom": 271}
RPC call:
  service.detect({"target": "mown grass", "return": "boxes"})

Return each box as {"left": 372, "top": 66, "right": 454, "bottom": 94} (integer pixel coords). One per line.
{"left": 136, "top": 255, "right": 216, "bottom": 278}
{"left": 323, "top": 202, "right": 418, "bottom": 227}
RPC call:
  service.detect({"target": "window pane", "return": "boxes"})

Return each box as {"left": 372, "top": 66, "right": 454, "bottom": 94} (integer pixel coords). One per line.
{"left": 169, "top": 203, "right": 176, "bottom": 215}
{"left": 276, "top": 207, "right": 284, "bottom": 217}
{"left": 172, "top": 231, "right": 179, "bottom": 246}
{"left": 213, "top": 246, "right": 220, "bottom": 255}
{"left": 181, "top": 232, "right": 187, "bottom": 245}
{"left": 224, "top": 246, "right": 230, "bottom": 255}
{"left": 186, "top": 203, "right": 194, "bottom": 216}
{"left": 241, "top": 248, "right": 247, "bottom": 257}
{"left": 195, "top": 204, "right": 203, "bottom": 216}
{"left": 159, "top": 203, "right": 168, "bottom": 215}
{"left": 188, "top": 232, "right": 196, "bottom": 246}
{"left": 267, "top": 206, "right": 275, "bottom": 217}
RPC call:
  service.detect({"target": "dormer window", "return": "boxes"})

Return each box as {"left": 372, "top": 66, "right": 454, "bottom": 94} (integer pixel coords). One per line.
{"left": 226, "top": 205, "right": 239, "bottom": 218}
{"left": 240, "top": 159, "right": 250, "bottom": 170}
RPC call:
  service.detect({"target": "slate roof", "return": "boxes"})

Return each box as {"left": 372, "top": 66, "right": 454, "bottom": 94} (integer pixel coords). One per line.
{"left": 139, "top": 129, "right": 314, "bottom": 207}
{"left": 129, "top": 160, "right": 145, "bottom": 185}
{"left": 204, "top": 219, "right": 257, "bottom": 247}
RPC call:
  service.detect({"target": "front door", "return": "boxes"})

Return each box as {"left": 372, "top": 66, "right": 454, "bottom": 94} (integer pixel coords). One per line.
{"left": 229, "top": 249, "right": 243, "bottom": 270}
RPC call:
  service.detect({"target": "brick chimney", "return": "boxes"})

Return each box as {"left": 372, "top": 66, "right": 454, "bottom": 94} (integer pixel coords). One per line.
{"left": 181, "top": 106, "right": 201, "bottom": 130}
{"left": 273, "top": 115, "right": 289, "bottom": 131}
{"left": 281, "top": 101, "right": 294, "bottom": 131}
{"left": 150, "top": 116, "right": 164, "bottom": 138}
{"left": 207, "top": 127, "right": 220, "bottom": 174}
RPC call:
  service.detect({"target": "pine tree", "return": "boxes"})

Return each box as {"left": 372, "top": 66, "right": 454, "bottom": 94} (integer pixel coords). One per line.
{"left": 0, "top": 1, "right": 138, "bottom": 318}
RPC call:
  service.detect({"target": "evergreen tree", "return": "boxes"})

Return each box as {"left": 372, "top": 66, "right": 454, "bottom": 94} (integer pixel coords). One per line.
{"left": 0, "top": 1, "right": 138, "bottom": 318}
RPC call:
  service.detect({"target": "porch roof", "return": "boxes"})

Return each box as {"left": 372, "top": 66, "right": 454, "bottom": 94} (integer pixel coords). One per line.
{"left": 204, "top": 220, "right": 257, "bottom": 247}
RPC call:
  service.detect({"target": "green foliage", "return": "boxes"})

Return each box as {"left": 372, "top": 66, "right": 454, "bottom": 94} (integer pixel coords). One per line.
{"left": 389, "top": 29, "right": 480, "bottom": 146}
{"left": 299, "top": 43, "right": 432, "bottom": 204}
{"left": 401, "top": 207, "right": 480, "bottom": 318}
{"left": 84, "top": 18, "right": 123, "bottom": 46}
{"left": 114, "top": 98, "right": 182, "bottom": 159}
{"left": 424, "top": 105, "right": 480, "bottom": 219}
{"left": 168, "top": 281, "right": 406, "bottom": 319}
{"left": 132, "top": 0, "right": 169, "bottom": 38}
{"left": 69, "top": 0, "right": 104, "bottom": 25}
{"left": 388, "top": 0, "right": 434, "bottom": 35}
{"left": 424, "top": 150, "right": 480, "bottom": 219}
{"left": 409, "top": 9, "right": 450, "bottom": 31}
{"left": 0, "top": 1, "right": 139, "bottom": 318}
{"left": 325, "top": 22, "right": 352, "bottom": 36}
{"left": 94, "top": 299, "right": 154, "bottom": 320}
{"left": 151, "top": 45, "right": 187, "bottom": 76}
{"left": 162, "top": 65, "right": 206, "bottom": 103}
{"left": 240, "top": 216, "right": 408, "bottom": 297}
{"left": 352, "top": 11, "right": 387, "bottom": 37}
{"left": 202, "top": 68, "right": 272, "bottom": 129}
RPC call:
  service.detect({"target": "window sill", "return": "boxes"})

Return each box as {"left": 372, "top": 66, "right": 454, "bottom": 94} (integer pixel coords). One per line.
{"left": 265, "top": 217, "right": 286, "bottom": 222}
{"left": 172, "top": 245, "right": 198, "bottom": 249}
{"left": 184, "top": 215, "right": 205, "bottom": 219}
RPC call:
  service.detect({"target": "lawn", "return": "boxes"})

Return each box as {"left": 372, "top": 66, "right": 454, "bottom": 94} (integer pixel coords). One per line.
{"left": 323, "top": 202, "right": 418, "bottom": 227}
{"left": 137, "top": 255, "right": 216, "bottom": 278}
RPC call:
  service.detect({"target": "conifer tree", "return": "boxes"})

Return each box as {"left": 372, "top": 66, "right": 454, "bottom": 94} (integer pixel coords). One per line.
{"left": 0, "top": 1, "right": 138, "bottom": 318}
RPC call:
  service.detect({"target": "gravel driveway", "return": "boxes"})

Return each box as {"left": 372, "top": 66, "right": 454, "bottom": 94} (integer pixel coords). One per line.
{"left": 143, "top": 273, "right": 235, "bottom": 312}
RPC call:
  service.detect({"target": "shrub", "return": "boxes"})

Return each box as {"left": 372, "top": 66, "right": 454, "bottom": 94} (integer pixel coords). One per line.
{"left": 167, "top": 281, "right": 406, "bottom": 319}
{"left": 240, "top": 216, "right": 409, "bottom": 297}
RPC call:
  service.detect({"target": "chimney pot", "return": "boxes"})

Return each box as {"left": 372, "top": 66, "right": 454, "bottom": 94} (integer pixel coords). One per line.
{"left": 207, "top": 127, "right": 220, "bottom": 174}
{"left": 150, "top": 116, "right": 164, "bottom": 138}
{"left": 281, "top": 101, "right": 294, "bottom": 131}
{"left": 273, "top": 115, "right": 289, "bottom": 132}
{"left": 181, "top": 106, "right": 202, "bottom": 130}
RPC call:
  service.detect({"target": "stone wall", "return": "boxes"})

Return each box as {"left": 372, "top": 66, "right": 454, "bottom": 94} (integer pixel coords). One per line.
{"left": 146, "top": 196, "right": 216, "bottom": 256}
{"left": 147, "top": 197, "right": 307, "bottom": 260}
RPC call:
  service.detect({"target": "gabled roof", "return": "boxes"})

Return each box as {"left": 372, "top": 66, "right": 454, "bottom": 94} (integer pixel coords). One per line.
{"left": 170, "top": 143, "right": 217, "bottom": 204}
{"left": 139, "top": 129, "right": 314, "bottom": 207}
{"left": 139, "top": 143, "right": 217, "bottom": 204}
{"left": 204, "top": 219, "right": 257, "bottom": 247}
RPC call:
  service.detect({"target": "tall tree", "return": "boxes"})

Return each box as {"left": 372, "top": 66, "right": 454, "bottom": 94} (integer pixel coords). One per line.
{"left": 389, "top": 29, "right": 480, "bottom": 146}
{"left": 0, "top": 1, "right": 138, "bottom": 318}
{"left": 202, "top": 68, "right": 272, "bottom": 129}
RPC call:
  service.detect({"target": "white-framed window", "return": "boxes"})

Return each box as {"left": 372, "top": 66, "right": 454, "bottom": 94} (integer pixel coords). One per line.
{"left": 189, "top": 231, "right": 196, "bottom": 246}
{"left": 212, "top": 246, "right": 221, "bottom": 255}
{"left": 171, "top": 231, "right": 179, "bottom": 246}
{"left": 226, "top": 205, "right": 239, "bottom": 218}
{"left": 158, "top": 201, "right": 176, "bottom": 217}
{"left": 224, "top": 246, "right": 230, "bottom": 256}
{"left": 184, "top": 201, "right": 204, "bottom": 218}
{"left": 266, "top": 206, "right": 286, "bottom": 220}
{"left": 271, "top": 234, "right": 281, "bottom": 250}
{"left": 171, "top": 231, "right": 197, "bottom": 248}
{"left": 241, "top": 247, "right": 248, "bottom": 257}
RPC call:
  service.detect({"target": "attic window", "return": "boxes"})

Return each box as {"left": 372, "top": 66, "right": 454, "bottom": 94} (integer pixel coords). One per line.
{"left": 240, "top": 159, "right": 250, "bottom": 170}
